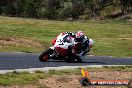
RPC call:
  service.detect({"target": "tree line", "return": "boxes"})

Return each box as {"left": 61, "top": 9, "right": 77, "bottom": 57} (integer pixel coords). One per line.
{"left": 0, "top": 0, "right": 132, "bottom": 20}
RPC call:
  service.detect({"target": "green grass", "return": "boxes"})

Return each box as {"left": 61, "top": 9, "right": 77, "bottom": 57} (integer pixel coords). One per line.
{"left": 91, "top": 38, "right": 132, "bottom": 57}
{"left": 0, "top": 16, "right": 132, "bottom": 57}
{"left": 0, "top": 71, "right": 48, "bottom": 86}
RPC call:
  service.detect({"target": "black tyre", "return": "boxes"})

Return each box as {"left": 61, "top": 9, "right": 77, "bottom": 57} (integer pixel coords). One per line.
{"left": 39, "top": 48, "right": 53, "bottom": 62}
{"left": 67, "top": 54, "right": 82, "bottom": 63}
{"left": 75, "top": 55, "right": 82, "bottom": 63}
{"left": 66, "top": 54, "right": 76, "bottom": 63}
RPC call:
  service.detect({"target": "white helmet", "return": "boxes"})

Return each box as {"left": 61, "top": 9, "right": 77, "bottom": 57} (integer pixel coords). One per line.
{"left": 89, "top": 39, "right": 94, "bottom": 48}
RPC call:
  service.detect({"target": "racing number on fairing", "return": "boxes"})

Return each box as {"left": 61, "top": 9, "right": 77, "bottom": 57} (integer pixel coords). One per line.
{"left": 58, "top": 39, "right": 64, "bottom": 45}
{"left": 57, "top": 35, "right": 70, "bottom": 45}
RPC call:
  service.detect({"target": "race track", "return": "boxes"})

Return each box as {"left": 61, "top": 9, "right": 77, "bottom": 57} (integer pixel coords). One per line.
{"left": 0, "top": 53, "right": 132, "bottom": 70}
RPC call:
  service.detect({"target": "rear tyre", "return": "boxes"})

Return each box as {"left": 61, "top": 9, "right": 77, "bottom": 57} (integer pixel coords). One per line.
{"left": 39, "top": 48, "right": 53, "bottom": 62}
{"left": 66, "top": 54, "right": 76, "bottom": 63}
{"left": 74, "top": 55, "right": 82, "bottom": 63}
{"left": 66, "top": 58, "right": 75, "bottom": 63}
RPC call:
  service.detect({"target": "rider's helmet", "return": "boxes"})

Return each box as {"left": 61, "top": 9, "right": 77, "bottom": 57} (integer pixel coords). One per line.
{"left": 75, "top": 31, "right": 84, "bottom": 42}
{"left": 89, "top": 39, "right": 94, "bottom": 48}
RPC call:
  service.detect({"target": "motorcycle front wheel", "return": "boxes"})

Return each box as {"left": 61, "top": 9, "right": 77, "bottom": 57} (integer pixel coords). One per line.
{"left": 39, "top": 48, "right": 53, "bottom": 62}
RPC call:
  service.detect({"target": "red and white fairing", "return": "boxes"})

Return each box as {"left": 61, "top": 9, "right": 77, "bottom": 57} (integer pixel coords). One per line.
{"left": 51, "top": 33, "right": 76, "bottom": 50}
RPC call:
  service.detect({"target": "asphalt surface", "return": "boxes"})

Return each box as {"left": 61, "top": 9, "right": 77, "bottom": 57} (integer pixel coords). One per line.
{"left": 0, "top": 53, "right": 132, "bottom": 70}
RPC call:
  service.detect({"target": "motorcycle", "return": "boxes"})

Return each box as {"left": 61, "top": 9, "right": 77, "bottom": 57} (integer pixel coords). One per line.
{"left": 39, "top": 33, "right": 92, "bottom": 63}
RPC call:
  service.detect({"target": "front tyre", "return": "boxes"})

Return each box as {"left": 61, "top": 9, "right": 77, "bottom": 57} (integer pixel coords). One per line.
{"left": 39, "top": 48, "right": 53, "bottom": 62}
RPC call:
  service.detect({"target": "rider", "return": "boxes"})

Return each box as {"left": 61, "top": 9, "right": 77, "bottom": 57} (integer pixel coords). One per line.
{"left": 74, "top": 31, "right": 94, "bottom": 59}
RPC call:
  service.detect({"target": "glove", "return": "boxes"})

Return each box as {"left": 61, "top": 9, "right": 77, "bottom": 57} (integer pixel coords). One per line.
{"left": 80, "top": 52, "right": 84, "bottom": 56}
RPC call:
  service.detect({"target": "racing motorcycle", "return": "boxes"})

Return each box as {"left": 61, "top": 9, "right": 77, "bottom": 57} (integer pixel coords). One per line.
{"left": 39, "top": 33, "right": 92, "bottom": 63}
